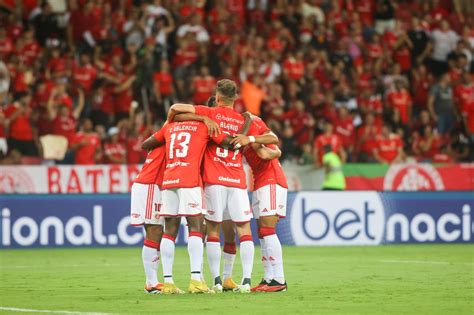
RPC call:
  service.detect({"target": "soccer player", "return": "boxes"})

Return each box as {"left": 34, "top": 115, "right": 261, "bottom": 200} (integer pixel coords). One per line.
{"left": 143, "top": 110, "right": 241, "bottom": 294}
{"left": 229, "top": 116, "right": 289, "bottom": 292}
{"left": 167, "top": 79, "right": 278, "bottom": 293}
{"left": 130, "top": 143, "right": 166, "bottom": 294}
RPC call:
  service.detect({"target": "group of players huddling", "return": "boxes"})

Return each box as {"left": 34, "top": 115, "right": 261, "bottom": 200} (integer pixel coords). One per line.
{"left": 130, "top": 79, "right": 288, "bottom": 294}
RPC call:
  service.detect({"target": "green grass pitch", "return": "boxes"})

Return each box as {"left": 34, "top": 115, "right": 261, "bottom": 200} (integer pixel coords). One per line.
{"left": 0, "top": 245, "right": 472, "bottom": 315}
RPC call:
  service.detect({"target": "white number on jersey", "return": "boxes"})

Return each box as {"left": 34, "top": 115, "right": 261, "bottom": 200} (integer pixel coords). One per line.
{"left": 169, "top": 132, "right": 191, "bottom": 159}
{"left": 216, "top": 147, "right": 239, "bottom": 160}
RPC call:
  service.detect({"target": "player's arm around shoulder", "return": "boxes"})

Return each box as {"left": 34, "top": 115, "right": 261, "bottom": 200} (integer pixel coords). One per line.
{"left": 230, "top": 114, "right": 279, "bottom": 148}
{"left": 252, "top": 142, "right": 282, "bottom": 160}
{"left": 173, "top": 112, "right": 221, "bottom": 137}
{"left": 167, "top": 103, "right": 198, "bottom": 122}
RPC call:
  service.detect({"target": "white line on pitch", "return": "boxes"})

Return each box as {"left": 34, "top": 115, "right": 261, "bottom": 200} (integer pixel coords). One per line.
{"left": 379, "top": 259, "right": 473, "bottom": 266}
{"left": 0, "top": 306, "right": 112, "bottom": 315}
{"left": 0, "top": 263, "right": 136, "bottom": 269}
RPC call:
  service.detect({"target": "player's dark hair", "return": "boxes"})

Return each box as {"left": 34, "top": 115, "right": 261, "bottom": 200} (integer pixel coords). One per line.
{"left": 206, "top": 96, "right": 217, "bottom": 107}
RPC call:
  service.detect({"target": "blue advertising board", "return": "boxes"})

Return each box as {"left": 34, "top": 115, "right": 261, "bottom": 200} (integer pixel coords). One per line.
{"left": 1, "top": 192, "right": 473, "bottom": 248}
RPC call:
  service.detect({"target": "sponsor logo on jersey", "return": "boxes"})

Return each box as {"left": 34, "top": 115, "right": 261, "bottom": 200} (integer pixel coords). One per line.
{"left": 163, "top": 178, "right": 180, "bottom": 185}
{"left": 218, "top": 176, "right": 241, "bottom": 184}
{"left": 262, "top": 208, "right": 268, "bottom": 213}
{"left": 166, "top": 161, "right": 190, "bottom": 168}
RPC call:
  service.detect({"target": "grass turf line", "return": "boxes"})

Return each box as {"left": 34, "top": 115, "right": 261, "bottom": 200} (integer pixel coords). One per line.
{"left": 0, "top": 245, "right": 472, "bottom": 315}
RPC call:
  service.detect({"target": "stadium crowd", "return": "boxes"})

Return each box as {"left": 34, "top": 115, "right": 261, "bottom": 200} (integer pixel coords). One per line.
{"left": 0, "top": 0, "right": 473, "bottom": 166}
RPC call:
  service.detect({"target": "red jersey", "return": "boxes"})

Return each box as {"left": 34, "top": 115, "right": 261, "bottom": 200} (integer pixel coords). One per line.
{"left": 72, "top": 63, "right": 97, "bottom": 93}
{"left": 72, "top": 132, "right": 101, "bottom": 165}
{"left": 387, "top": 90, "right": 412, "bottom": 124}
{"left": 134, "top": 146, "right": 166, "bottom": 188}
{"left": 373, "top": 134, "right": 403, "bottom": 163}
{"left": 195, "top": 105, "right": 250, "bottom": 189}
{"left": 334, "top": 117, "right": 355, "bottom": 149}
{"left": 5, "top": 103, "right": 34, "bottom": 141}
{"left": 283, "top": 58, "right": 305, "bottom": 80}
{"left": 104, "top": 142, "right": 126, "bottom": 163}
{"left": 314, "top": 133, "right": 342, "bottom": 162}
{"left": 244, "top": 117, "right": 287, "bottom": 190}
{"left": 454, "top": 83, "right": 474, "bottom": 113}
{"left": 51, "top": 115, "right": 77, "bottom": 145}
{"left": 193, "top": 76, "right": 216, "bottom": 105}
{"left": 154, "top": 121, "right": 224, "bottom": 189}
{"left": 0, "top": 37, "right": 13, "bottom": 58}
{"left": 154, "top": 72, "right": 173, "bottom": 96}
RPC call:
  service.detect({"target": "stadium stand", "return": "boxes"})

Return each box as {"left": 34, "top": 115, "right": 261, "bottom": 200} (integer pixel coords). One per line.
{"left": 0, "top": 0, "right": 473, "bottom": 165}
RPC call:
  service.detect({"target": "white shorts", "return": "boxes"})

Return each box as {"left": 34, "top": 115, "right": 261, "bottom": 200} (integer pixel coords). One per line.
{"left": 205, "top": 184, "right": 252, "bottom": 223}
{"left": 130, "top": 183, "right": 164, "bottom": 226}
{"left": 160, "top": 187, "right": 205, "bottom": 217}
{"left": 252, "top": 184, "right": 287, "bottom": 219}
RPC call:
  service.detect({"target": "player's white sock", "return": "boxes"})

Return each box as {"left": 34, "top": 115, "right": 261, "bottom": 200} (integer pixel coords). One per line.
{"left": 188, "top": 232, "right": 204, "bottom": 281}
{"left": 259, "top": 237, "right": 273, "bottom": 282}
{"left": 142, "top": 239, "right": 160, "bottom": 286}
{"left": 206, "top": 236, "right": 221, "bottom": 284}
{"left": 261, "top": 227, "right": 285, "bottom": 283}
{"left": 239, "top": 235, "right": 254, "bottom": 283}
{"left": 222, "top": 242, "right": 236, "bottom": 281}
{"left": 161, "top": 234, "right": 176, "bottom": 284}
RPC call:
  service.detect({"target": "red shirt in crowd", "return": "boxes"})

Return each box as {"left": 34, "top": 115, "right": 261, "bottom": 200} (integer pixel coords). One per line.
{"left": 373, "top": 134, "right": 403, "bottom": 163}
{"left": 192, "top": 76, "right": 216, "bottom": 105}
{"left": 0, "top": 36, "right": 13, "bottom": 59}
{"left": 72, "top": 132, "right": 101, "bottom": 165}
{"left": 72, "top": 62, "right": 97, "bottom": 93}
{"left": 114, "top": 75, "right": 134, "bottom": 114}
{"left": 387, "top": 89, "right": 412, "bottom": 124}
{"left": 154, "top": 72, "right": 173, "bottom": 96}
{"left": 104, "top": 142, "right": 127, "bottom": 164}
{"left": 357, "top": 124, "right": 381, "bottom": 157}
{"left": 4, "top": 103, "right": 34, "bottom": 141}
{"left": 314, "top": 133, "right": 342, "bottom": 162}
{"left": 51, "top": 115, "right": 77, "bottom": 145}
{"left": 283, "top": 57, "right": 305, "bottom": 80}
{"left": 454, "top": 83, "right": 474, "bottom": 113}
{"left": 334, "top": 116, "right": 355, "bottom": 149}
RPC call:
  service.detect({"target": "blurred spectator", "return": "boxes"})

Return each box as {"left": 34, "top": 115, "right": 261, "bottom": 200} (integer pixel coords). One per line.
{"left": 104, "top": 127, "right": 126, "bottom": 164}
{"left": 70, "top": 118, "right": 101, "bottom": 165}
{"left": 429, "top": 20, "right": 459, "bottom": 76}
{"left": 373, "top": 124, "right": 404, "bottom": 164}
{"left": 4, "top": 91, "right": 38, "bottom": 157}
{"left": 313, "top": 121, "right": 346, "bottom": 167}
{"left": 427, "top": 73, "right": 456, "bottom": 134}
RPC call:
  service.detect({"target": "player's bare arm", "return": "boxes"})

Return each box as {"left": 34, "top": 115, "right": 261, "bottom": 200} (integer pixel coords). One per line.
{"left": 167, "top": 103, "right": 196, "bottom": 122}
{"left": 217, "top": 112, "right": 253, "bottom": 149}
{"left": 141, "top": 123, "right": 167, "bottom": 150}
{"left": 251, "top": 143, "right": 281, "bottom": 160}
{"left": 231, "top": 130, "right": 279, "bottom": 148}
{"left": 173, "top": 113, "right": 221, "bottom": 137}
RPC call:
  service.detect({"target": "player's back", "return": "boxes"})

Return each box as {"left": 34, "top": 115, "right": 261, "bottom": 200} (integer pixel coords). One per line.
{"left": 159, "top": 121, "right": 209, "bottom": 189}
{"left": 134, "top": 146, "right": 166, "bottom": 188}
{"left": 196, "top": 105, "right": 247, "bottom": 189}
